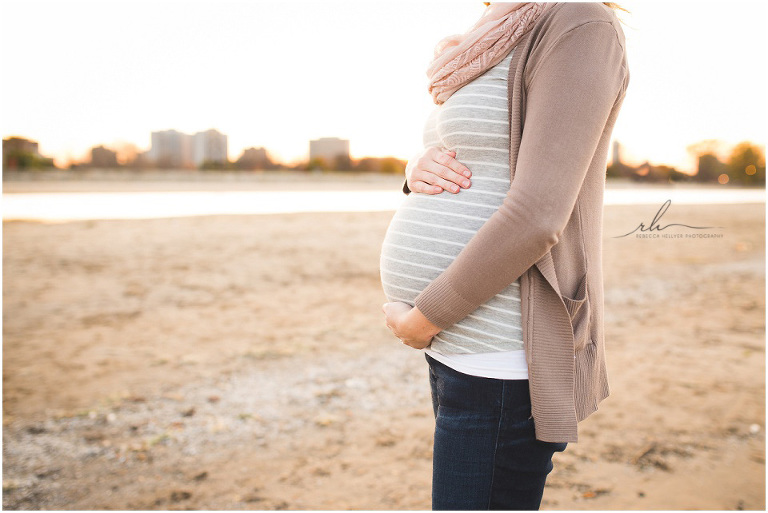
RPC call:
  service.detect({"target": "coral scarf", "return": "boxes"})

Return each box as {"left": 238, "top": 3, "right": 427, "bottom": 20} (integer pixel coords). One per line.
{"left": 427, "top": 2, "right": 554, "bottom": 105}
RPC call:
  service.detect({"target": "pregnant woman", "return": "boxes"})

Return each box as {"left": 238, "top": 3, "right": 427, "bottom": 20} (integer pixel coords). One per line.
{"left": 380, "top": 2, "right": 630, "bottom": 510}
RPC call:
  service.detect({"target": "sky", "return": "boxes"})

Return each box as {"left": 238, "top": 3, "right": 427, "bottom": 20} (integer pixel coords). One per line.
{"left": 2, "top": 0, "right": 766, "bottom": 173}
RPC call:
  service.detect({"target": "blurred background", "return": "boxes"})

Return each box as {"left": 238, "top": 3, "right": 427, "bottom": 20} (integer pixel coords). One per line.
{"left": 2, "top": 1, "right": 765, "bottom": 510}
{"left": 2, "top": 0, "right": 766, "bottom": 178}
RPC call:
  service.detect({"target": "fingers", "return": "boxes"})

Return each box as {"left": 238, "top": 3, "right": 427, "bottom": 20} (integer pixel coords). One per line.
{"left": 408, "top": 180, "right": 444, "bottom": 195}
{"left": 410, "top": 148, "right": 472, "bottom": 194}
{"left": 433, "top": 148, "right": 472, "bottom": 180}
{"left": 382, "top": 303, "right": 393, "bottom": 330}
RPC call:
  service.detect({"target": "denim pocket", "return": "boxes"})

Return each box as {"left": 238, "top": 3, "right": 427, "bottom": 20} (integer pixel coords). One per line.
{"left": 561, "top": 272, "right": 591, "bottom": 352}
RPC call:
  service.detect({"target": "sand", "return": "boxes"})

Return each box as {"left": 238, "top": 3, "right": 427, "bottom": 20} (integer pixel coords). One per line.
{"left": 2, "top": 177, "right": 765, "bottom": 510}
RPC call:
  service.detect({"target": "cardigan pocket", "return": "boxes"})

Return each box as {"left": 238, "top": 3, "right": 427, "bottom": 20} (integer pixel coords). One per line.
{"left": 561, "top": 272, "right": 592, "bottom": 353}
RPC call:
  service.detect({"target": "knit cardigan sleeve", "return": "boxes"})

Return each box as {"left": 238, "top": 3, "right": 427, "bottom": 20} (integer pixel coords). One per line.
{"left": 412, "top": 21, "right": 627, "bottom": 330}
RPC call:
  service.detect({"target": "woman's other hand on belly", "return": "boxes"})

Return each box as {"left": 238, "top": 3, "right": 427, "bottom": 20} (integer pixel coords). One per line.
{"left": 382, "top": 302, "right": 442, "bottom": 350}
{"left": 405, "top": 147, "right": 472, "bottom": 194}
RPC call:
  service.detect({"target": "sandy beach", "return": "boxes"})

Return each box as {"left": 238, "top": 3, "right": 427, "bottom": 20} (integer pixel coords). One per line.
{"left": 2, "top": 176, "right": 765, "bottom": 510}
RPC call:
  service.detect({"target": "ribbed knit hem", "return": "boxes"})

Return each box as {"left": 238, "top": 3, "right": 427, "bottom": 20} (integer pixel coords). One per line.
{"left": 414, "top": 274, "right": 477, "bottom": 330}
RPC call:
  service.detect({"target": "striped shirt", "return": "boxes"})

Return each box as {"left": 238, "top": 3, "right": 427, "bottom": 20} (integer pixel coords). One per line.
{"left": 395, "top": 2, "right": 631, "bottom": 442}
{"left": 379, "top": 48, "right": 525, "bottom": 359}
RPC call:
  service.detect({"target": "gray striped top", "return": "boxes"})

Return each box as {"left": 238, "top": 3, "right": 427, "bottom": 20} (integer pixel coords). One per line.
{"left": 379, "top": 48, "right": 523, "bottom": 355}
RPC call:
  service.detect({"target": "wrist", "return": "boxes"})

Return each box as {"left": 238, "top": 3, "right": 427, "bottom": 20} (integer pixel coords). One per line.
{"left": 405, "top": 306, "right": 441, "bottom": 338}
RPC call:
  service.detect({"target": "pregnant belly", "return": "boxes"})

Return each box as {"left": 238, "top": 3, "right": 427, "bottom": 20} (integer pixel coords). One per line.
{"left": 379, "top": 193, "right": 473, "bottom": 305}
{"left": 379, "top": 190, "right": 525, "bottom": 353}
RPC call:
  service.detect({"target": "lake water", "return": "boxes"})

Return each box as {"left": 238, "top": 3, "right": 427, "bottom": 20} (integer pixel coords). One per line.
{"left": 2, "top": 187, "right": 765, "bottom": 222}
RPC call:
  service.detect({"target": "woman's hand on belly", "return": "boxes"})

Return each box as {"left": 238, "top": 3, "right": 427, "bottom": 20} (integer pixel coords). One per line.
{"left": 382, "top": 302, "right": 442, "bottom": 350}
{"left": 405, "top": 147, "right": 472, "bottom": 194}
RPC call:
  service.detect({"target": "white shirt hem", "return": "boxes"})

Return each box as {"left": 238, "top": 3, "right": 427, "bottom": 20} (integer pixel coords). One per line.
{"left": 423, "top": 347, "right": 529, "bottom": 380}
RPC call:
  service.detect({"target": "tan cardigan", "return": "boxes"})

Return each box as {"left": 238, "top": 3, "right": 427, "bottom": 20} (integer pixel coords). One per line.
{"left": 402, "top": 2, "right": 630, "bottom": 443}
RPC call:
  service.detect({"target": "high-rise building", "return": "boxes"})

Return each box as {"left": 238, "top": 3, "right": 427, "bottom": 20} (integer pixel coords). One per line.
{"left": 2, "top": 136, "right": 40, "bottom": 156}
{"left": 148, "top": 128, "right": 228, "bottom": 169}
{"left": 149, "top": 129, "right": 195, "bottom": 169}
{"left": 90, "top": 145, "right": 118, "bottom": 168}
{"left": 193, "top": 129, "right": 228, "bottom": 166}
{"left": 611, "top": 140, "right": 622, "bottom": 166}
{"left": 309, "top": 137, "right": 350, "bottom": 164}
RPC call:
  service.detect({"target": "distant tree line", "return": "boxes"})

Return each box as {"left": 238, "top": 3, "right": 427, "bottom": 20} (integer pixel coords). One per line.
{"left": 304, "top": 155, "right": 406, "bottom": 174}
{"left": 197, "top": 155, "right": 406, "bottom": 174}
{"left": 607, "top": 141, "right": 764, "bottom": 186}
{"left": 2, "top": 150, "right": 55, "bottom": 170}
{"left": 4, "top": 136, "right": 761, "bottom": 186}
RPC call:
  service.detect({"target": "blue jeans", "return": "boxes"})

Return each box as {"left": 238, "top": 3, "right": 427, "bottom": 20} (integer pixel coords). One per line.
{"left": 426, "top": 353, "right": 568, "bottom": 510}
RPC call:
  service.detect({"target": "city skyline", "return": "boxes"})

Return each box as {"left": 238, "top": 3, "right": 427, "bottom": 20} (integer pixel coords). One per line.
{"left": 3, "top": 130, "right": 362, "bottom": 169}
{"left": 2, "top": 1, "right": 766, "bottom": 173}
{"left": 10, "top": 129, "right": 765, "bottom": 189}
{"left": 5, "top": 128, "right": 762, "bottom": 179}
